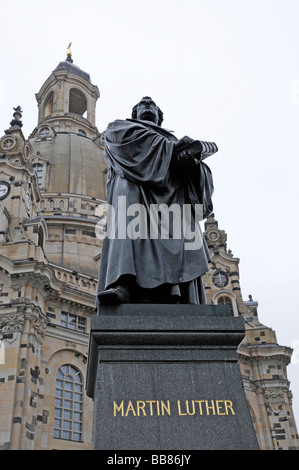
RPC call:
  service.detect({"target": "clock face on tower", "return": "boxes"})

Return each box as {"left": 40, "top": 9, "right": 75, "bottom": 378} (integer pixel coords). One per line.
{"left": 0, "top": 182, "right": 10, "bottom": 200}
{"left": 207, "top": 230, "right": 219, "bottom": 241}
{"left": 1, "top": 137, "right": 16, "bottom": 150}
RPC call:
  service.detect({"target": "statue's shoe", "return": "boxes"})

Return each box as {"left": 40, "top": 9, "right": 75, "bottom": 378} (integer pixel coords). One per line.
{"left": 98, "top": 285, "right": 130, "bottom": 304}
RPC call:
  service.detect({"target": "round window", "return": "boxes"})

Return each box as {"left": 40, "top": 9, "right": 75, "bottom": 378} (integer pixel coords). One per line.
{"left": 212, "top": 271, "right": 229, "bottom": 288}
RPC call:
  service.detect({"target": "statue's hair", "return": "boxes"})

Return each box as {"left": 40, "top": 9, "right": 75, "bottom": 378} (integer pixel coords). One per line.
{"left": 131, "top": 96, "right": 164, "bottom": 126}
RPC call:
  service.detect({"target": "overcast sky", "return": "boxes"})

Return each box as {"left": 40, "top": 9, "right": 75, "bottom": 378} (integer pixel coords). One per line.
{"left": 1, "top": 0, "right": 299, "bottom": 428}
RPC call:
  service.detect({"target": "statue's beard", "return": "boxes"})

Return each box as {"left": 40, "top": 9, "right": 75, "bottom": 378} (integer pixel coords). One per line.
{"left": 138, "top": 110, "right": 157, "bottom": 123}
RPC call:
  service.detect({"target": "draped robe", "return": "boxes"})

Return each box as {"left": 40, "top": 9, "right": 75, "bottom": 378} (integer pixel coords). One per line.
{"left": 97, "top": 118, "right": 214, "bottom": 305}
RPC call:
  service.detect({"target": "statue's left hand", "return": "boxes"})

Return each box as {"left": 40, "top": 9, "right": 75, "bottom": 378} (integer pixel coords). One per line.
{"left": 173, "top": 135, "right": 194, "bottom": 150}
{"left": 172, "top": 149, "right": 200, "bottom": 173}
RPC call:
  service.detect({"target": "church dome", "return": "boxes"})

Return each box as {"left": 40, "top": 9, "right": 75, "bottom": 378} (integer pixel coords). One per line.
{"left": 29, "top": 130, "right": 107, "bottom": 200}
{"left": 27, "top": 54, "right": 107, "bottom": 277}
{"left": 29, "top": 53, "right": 107, "bottom": 201}
{"left": 54, "top": 60, "right": 91, "bottom": 82}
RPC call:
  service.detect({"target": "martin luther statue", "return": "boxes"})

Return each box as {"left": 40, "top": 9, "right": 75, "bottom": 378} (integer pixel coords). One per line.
{"left": 97, "top": 97, "right": 217, "bottom": 306}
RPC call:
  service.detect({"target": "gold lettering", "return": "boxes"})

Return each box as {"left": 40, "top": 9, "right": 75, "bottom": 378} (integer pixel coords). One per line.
{"left": 224, "top": 400, "right": 236, "bottom": 415}
{"left": 186, "top": 400, "right": 195, "bottom": 416}
{"left": 146, "top": 400, "right": 155, "bottom": 416}
{"left": 136, "top": 401, "right": 147, "bottom": 416}
{"left": 216, "top": 400, "right": 225, "bottom": 415}
{"left": 113, "top": 399, "right": 236, "bottom": 417}
{"left": 205, "top": 400, "right": 216, "bottom": 415}
{"left": 125, "top": 400, "right": 136, "bottom": 416}
{"left": 113, "top": 400, "right": 124, "bottom": 416}
{"left": 161, "top": 400, "right": 171, "bottom": 416}
{"left": 177, "top": 400, "right": 187, "bottom": 415}
{"left": 194, "top": 400, "right": 204, "bottom": 415}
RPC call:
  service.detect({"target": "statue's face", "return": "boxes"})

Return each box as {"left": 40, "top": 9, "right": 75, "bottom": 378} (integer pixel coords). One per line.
{"left": 136, "top": 98, "right": 159, "bottom": 124}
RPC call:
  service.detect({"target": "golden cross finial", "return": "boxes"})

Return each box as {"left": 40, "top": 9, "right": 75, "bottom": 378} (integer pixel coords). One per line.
{"left": 67, "top": 42, "right": 72, "bottom": 57}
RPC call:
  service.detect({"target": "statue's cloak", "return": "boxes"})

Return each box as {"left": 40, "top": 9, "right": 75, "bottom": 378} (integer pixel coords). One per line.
{"left": 97, "top": 118, "right": 214, "bottom": 304}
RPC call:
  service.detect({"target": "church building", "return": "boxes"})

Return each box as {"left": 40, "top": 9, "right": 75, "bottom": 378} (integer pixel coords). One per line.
{"left": 0, "top": 50, "right": 298, "bottom": 450}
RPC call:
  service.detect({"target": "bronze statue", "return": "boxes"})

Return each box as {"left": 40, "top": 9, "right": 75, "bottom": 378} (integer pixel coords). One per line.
{"left": 97, "top": 97, "right": 217, "bottom": 306}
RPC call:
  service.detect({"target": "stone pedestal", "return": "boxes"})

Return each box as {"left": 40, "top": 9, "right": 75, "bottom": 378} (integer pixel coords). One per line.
{"left": 86, "top": 304, "right": 259, "bottom": 450}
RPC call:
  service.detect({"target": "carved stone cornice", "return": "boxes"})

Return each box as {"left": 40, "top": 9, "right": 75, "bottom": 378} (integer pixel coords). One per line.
{"left": 264, "top": 388, "right": 284, "bottom": 403}
{"left": 0, "top": 253, "right": 62, "bottom": 297}
{"left": 0, "top": 304, "right": 48, "bottom": 338}
{"left": 238, "top": 343, "right": 293, "bottom": 365}
{"left": 24, "top": 305, "right": 48, "bottom": 337}
{"left": 0, "top": 312, "right": 25, "bottom": 333}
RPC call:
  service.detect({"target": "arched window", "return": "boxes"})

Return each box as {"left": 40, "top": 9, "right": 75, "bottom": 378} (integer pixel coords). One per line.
{"left": 32, "top": 163, "right": 43, "bottom": 188}
{"left": 38, "top": 225, "right": 44, "bottom": 248}
{"left": 44, "top": 91, "right": 54, "bottom": 117}
{"left": 54, "top": 365, "right": 83, "bottom": 442}
{"left": 217, "top": 295, "right": 233, "bottom": 315}
{"left": 69, "top": 88, "right": 87, "bottom": 117}
{"left": 39, "top": 126, "right": 51, "bottom": 139}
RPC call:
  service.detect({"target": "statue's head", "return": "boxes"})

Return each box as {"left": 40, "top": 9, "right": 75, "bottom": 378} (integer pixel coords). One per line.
{"left": 131, "top": 97, "right": 164, "bottom": 126}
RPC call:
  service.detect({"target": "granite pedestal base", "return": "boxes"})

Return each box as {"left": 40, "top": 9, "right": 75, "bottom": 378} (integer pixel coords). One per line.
{"left": 86, "top": 304, "right": 259, "bottom": 450}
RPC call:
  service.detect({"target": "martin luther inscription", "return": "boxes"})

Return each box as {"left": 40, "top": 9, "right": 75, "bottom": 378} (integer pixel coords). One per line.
{"left": 113, "top": 399, "right": 236, "bottom": 417}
